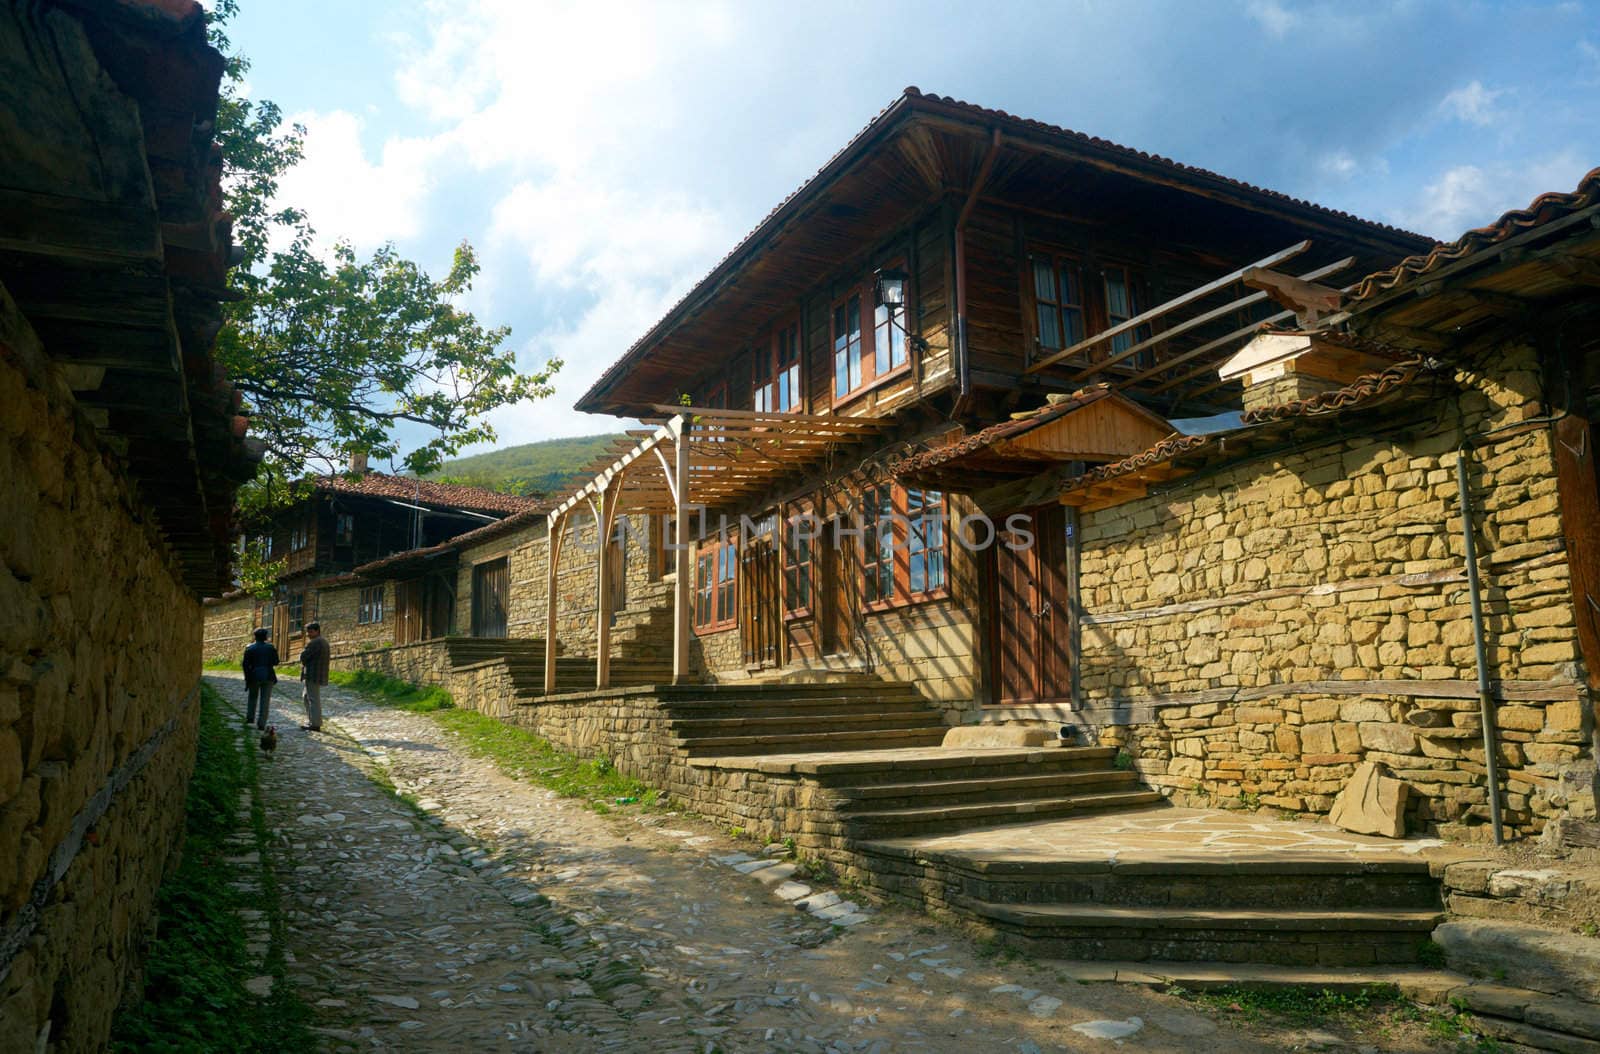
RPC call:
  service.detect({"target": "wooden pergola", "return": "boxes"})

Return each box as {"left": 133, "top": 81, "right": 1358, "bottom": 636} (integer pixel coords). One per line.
{"left": 542, "top": 406, "right": 887, "bottom": 692}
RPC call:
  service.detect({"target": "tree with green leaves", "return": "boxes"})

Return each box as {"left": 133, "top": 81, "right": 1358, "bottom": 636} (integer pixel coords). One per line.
{"left": 206, "top": 1, "right": 558, "bottom": 523}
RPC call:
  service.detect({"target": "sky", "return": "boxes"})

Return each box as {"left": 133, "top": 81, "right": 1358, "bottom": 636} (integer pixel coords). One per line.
{"left": 229, "top": 0, "right": 1600, "bottom": 459}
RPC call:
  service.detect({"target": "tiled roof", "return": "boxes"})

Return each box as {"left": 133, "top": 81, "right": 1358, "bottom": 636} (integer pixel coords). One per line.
{"left": 1350, "top": 166, "right": 1600, "bottom": 303}
{"left": 894, "top": 387, "right": 1116, "bottom": 478}
{"left": 1062, "top": 359, "right": 1429, "bottom": 496}
{"left": 310, "top": 472, "right": 540, "bottom": 516}
{"left": 580, "top": 88, "right": 1432, "bottom": 412}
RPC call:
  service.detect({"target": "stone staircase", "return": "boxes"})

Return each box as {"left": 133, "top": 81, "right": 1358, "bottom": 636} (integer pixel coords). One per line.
{"left": 657, "top": 676, "right": 949, "bottom": 756}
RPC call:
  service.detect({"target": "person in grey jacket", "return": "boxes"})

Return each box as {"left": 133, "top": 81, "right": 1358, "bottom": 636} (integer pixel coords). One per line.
{"left": 242, "top": 628, "right": 279, "bottom": 730}
{"left": 298, "top": 621, "right": 330, "bottom": 732}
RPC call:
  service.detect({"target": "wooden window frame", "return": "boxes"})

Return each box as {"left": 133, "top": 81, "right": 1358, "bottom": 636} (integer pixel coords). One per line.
{"left": 1027, "top": 249, "right": 1088, "bottom": 366}
{"left": 288, "top": 591, "right": 305, "bottom": 632}
{"left": 358, "top": 585, "right": 384, "bottom": 625}
{"left": 754, "top": 317, "right": 804, "bottom": 414}
{"left": 1101, "top": 263, "right": 1153, "bottom": 370}
{"left": 694, "top": 535, "right": 738, "bottom": 634}
{"left": 832, "top": 266, "right": 913, "bottom": 408}
{"left": 859, "top": 482, "right": 949, "bottom": 613}
{"left": 336, "top": 513, "right": 355, "bottom": 546}
{"left": 782, "top": 500, "right": 815, "bottom": 619}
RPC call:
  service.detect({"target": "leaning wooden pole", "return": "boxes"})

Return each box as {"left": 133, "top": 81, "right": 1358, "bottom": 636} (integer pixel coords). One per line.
{"left": 673, "top": 415, "right": 692, "bottom": 684}
{"left": 595, "top": 484, "right": 617, "bottom": 690}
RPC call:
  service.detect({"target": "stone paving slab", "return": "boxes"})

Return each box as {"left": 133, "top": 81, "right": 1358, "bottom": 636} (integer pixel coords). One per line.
{"left": 867, "top": 805, "right": 1448, "bottom": 865}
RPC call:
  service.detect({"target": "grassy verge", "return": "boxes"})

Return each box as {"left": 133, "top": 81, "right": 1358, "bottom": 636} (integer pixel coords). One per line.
{"left": 1168, "top": 984, "right": 1500, "bottom": 1052}
{"left": 111, "top": 684, "right": 313, "bottom": 1052}
{"left": 201, "top": 658, "right": 300, "bottom": 680}
{"left": 333, "top": 670, "right": 658, "bottom": 813}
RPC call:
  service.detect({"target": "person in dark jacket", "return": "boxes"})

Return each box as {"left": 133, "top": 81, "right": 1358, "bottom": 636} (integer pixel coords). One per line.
{"left": 298, "top": 621, "right": 330, "bottom": 732}
{"left": 242, "top": 628, "right": 279, "bottom": 730}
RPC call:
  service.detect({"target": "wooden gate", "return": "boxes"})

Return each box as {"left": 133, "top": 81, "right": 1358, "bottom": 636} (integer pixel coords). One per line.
{"left": 472, "top": 558, "right": 509, "bottom": 638}
{"left": 992, "top": 505, "right": 1073, "bottom": 705}
{"left": 740, "top": 535, "right": 781, "bottom": 667}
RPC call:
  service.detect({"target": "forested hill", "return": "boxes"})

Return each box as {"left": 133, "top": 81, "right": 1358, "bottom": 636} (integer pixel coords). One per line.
{"left": 424, "top": 433, "right": 624, "bottom": 497}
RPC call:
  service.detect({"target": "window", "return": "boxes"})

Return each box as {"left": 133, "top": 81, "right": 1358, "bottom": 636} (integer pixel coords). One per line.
{"left": 1030, "top": 252, "right": 1087, "bottom": 362}
{"left": 782, "top": 503, "right": 814, "bottom": 617}
{"left": 873, "top": 285, "right": 908, "bottom": 379}
{"left": 755, "top": 321, "right": 802, "bottom": 413}
{"left": 832, "top": 294, "right": 863, "bottom": 399}
{"left": 257, "top": 532, "right": 275, "bottom": 558}
{"left": 694, "top": 536, "right": 738, "bottom": 632}
{"left": 288, "top": 592, "right": 305, "bottom": 632}
{"left": 862, "top": 484, "right": 896, "bottom": 605}
{"left": 336, "top": 513, "right": 354, "bottom": 546}
{"left": 290, "top": 515, "right": 311, "bottom": 552}
{"left": 905, "top": 487, "right": 947, "bottom": 595}
{"left": 358, "top": 585, "right": 384, "bottom": 624}
{"left": 1104, "top": 265, "right": 1153, "bottom": 368}
{"left": 860, "top": 484, "right": 948, "bottom": 607}
{"left": 260, "top": 601, "right": 274, "bottom": 634}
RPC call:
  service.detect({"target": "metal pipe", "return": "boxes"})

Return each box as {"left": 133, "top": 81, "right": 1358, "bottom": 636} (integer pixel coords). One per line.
{"left": 1455, "top": 444, "right": 1505, "bottom": 844}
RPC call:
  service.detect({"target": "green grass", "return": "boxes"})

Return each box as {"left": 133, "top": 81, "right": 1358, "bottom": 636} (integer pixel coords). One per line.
{"left": 111, "top": 684, "right": 313, "bottom": 1052}
{"left": 423, "top": 432, "right": 627, "bottom": 496}
{"left": 201, "top": 658, "right": 299, "bottom": 680}
{"left": 334, "top": 673, "right": 659, "bottom": 812}
{"left": 328, "top": 669, "right": 451, "bottom": 711}
{"left": 1168, "top": 983, "right": 1403, "bottom": 1024}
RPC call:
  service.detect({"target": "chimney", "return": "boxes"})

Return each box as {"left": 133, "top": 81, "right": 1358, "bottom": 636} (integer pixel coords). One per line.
{"left": 348, "top": 450, "right": 369, "bottom": 475}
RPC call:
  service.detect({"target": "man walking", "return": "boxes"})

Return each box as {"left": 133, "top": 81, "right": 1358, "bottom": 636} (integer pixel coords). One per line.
{"left": 242, "top": 627, "right": 279, "bottom": 730}
{"left": 298, "top": 621, "right": 330, "bottom": 732}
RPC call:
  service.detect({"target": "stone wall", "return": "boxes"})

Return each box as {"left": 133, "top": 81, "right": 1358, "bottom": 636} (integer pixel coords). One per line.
{"left": 1, "top": 303, "right": 202, "bottom": 1053}
{"left": 201, "top": 593, "right": 256, "bottom": 664}
{"left": 316, "top": 580, "right": 394, "bottom": 659}
{"left": 1066, "top": 341, "right": 1597, "bottom": 840}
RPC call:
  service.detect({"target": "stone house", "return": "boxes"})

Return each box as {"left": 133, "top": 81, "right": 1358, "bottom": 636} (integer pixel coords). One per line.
{"left": 203, "top": 468, "right": 538, "bottom": 663}
{"left": 0, "top": 3, "right": 256, "bottom": 1050}
{"left": 531, "top": 94, "right": 1596, "bottom": 844}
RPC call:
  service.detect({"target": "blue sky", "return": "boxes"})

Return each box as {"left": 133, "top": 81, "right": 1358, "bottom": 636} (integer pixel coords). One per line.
{"left": 229, "top": 0, "right": 1600, "bottom": 457}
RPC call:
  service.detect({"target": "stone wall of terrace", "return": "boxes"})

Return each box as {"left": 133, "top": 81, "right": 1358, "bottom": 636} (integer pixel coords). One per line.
{"left": 1069, "top": 341, "right": 1597, "bottom": 840}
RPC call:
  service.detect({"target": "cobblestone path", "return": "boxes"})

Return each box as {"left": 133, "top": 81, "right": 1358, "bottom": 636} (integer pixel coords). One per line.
{"left": 204, "top": 676, "right": 1416, "bottom": 1053}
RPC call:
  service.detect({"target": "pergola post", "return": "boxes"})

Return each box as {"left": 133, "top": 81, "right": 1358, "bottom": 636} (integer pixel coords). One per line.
{"left": 595, "top": 480, "right": 622, "bottom": 689}
{"left": 673, "top": 414, "right": 692, "bottom": 684}
{"left": 543, "top": 512, "right": 567, "bottom": 695}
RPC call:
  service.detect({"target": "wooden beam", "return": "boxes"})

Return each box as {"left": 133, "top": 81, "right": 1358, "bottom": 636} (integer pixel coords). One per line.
{"left": 673, "top": 414, "right": 692, "bottom": 684}
{"left": 1241, "top": 266, "right": 1342, "bottom": 321}
{"left": 1027, "top": 241, "right": 1311, "bottom": 375}
{"left": 543, "top": 511, "right": 568, "bottom": 695}
{"left": 596, "top": 480, "right": 621, "bottom": 689}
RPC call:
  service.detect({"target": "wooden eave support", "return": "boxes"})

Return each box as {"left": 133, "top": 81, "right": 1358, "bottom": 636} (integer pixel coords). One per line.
{"left": 1241, "top": 266, "right": 1343, "bottom": 322}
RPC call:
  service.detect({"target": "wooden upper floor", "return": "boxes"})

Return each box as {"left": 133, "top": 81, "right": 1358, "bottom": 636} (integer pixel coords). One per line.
{"left": 578, "top": 90, "right": 1433, "bottom": 429}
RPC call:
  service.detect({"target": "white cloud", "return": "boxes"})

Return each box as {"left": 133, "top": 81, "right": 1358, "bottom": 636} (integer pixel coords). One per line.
{"left": 1438, "top": 80, "right": 1504, "bottom": 127}
{"left": 1245, "top": 0, "right": 1297, "bottom": 37}
{"left": 273, "top": 110, "right": 441, "bottom": 253}
{"left": 1395, "top": 151, "right": 1589, "bottom": 239}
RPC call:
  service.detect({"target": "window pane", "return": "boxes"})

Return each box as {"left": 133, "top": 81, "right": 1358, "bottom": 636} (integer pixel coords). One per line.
{"left": 1036, "top": 304, "right": 1061, "bottom": 349}
{"left": 874, "top": 304, "right": 890, "bottom": 376}
{"left": 1033, "top": 259, "right": 1057, "bottom": 304}
{"left": 1106, "top": 270, "right": 1131, "bottom": 321}
{"left": 889, "top": 306, "right": 906, "bottom": 368}
{"left": 1063, "top": 306, "right": 1084, "bottom": 346}
{"left": 1059, "top": 265, "right": 1080, "bottom": 307}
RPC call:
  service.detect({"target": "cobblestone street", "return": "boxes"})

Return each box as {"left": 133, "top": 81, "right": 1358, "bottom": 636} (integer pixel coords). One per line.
{"left": 204, "top": 676, "right": 1419, "bottom": 1053}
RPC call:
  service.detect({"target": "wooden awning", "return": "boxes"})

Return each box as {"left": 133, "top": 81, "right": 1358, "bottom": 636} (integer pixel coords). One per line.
{"left": 547, "top": 405, "right": 887, "bottom": 521}
{"left": 895, "top": 386, "right": 1172, "bottom": 493}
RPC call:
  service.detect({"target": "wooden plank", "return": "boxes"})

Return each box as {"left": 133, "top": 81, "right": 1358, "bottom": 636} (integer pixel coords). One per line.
{"left": 1553, "top": 413, "right": 1600, "bottom": 691}
{"left": 673, "top": 417, "right": 692, "bottom": 684}
{"left": 1026, "top": 241, "right": 1310, "bottom": 375}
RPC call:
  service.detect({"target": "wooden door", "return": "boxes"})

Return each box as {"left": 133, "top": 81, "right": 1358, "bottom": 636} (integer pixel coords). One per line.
{"left": 395, "top": 579, "right": 422, "bottom": 645}
{"left": 472, "top": 559, "right": 509, "bottom": 638}
{"left": 740, "top": 536, "right": 781, "bottom": 667}
{"left": 820, "top": 511, "right": 855, "bottom": 657}
{"left": 1555, "top": 414, "right": 1600, "bottom": 689}
{"left": 992, "top": 505, "right": 1072, "bottom": 705}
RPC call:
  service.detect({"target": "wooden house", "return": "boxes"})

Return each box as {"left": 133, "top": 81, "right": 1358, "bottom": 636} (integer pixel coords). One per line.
{"left": 554, "top": 88, "right": 1433, "bottom": 709}
{"left": 234, "top": 462, "right": 539, "bottom": 654}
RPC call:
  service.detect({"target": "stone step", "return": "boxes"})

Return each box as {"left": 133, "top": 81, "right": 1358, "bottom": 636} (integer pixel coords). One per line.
{"left": 1434, "top": 919, "right": 1600, "bottom": 1005}
{"left": 826, "top": 769, "right": 1143, "bottom": 810}
{"left": 679, "top": 726, "right": 949, "bottom": 756}
{"left": 844, "top": 789, "right": 1166, "bottom": 836}
{"left": 957, "top": 898, "right": 1443, "bottom": 966}
{"left": 805, "top": 746, "right": 1122, "bottom": 786}
{"left": 1448, "top": 982, "right": 1600, "bottom": 1050}
{"left": 887, "top": 853, "right": 1442, "bottom": 910}
{"left": 664, "top": 701, "right": 935, "bottom": 724}
{"left": 669, "top": 708, "right": 948, "bottom": 736}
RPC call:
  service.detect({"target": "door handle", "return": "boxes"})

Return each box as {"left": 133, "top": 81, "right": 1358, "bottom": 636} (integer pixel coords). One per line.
{"left": 1036, "top": 600, "right": 1052, "bottom": 619}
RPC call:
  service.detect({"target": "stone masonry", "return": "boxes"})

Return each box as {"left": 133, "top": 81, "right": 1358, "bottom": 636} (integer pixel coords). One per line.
{"left": 1072, "top": 341, "right": 1597, "bottom": 840}
{"left": 1, "top": 300, "right": 202, "bottom": 1053}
